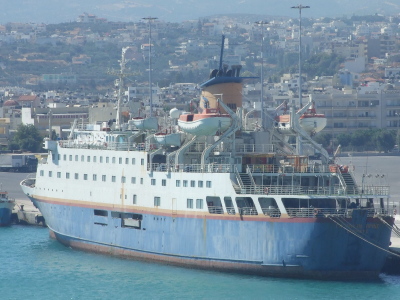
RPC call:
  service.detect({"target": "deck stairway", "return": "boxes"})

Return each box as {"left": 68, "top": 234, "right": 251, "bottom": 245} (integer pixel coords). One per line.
{"left": 340, "top": 172, "right": 359, "bottom": 195}
{"left": 238, "top": 172, "right": 256, "bottom": 194}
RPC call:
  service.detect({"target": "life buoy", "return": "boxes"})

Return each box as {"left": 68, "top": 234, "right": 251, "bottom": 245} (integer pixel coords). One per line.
{"left": 264, "top": 187, "right": 269, "bottom": 194}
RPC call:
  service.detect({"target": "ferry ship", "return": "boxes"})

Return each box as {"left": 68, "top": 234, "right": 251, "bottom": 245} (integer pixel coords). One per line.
{"left": 21, "top": 47, "right": 395, "bottom": 280}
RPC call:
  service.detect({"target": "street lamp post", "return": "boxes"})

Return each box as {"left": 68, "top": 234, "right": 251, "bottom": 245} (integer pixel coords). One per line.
{"left": 396, "top": 112, "right": 400, "bottom": 146}
{"left": 142, "top": 16, "right": 158, "bottom": 117}
{"left": 255, "top": 21, "right": 268, "bottom": 129}
{"left": 291, "top": 4, "right": 310, "bottom": 108}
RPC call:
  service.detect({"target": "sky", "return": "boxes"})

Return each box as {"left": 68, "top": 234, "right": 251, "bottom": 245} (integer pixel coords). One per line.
{"left": 0, "top": 0, "right": 399, "bottom": 24}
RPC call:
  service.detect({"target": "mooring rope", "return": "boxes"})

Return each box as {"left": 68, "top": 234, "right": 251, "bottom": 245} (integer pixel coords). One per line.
{"left": 377, "top": 216, "right": 400, "bottom": 238}
{"left": 327, "top": 215, "right": 400, "bottom": 258}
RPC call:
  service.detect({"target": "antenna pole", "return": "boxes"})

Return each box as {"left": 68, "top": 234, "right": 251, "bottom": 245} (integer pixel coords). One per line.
{"left": 219, "top": 35, "right": 225, "bottom": 71}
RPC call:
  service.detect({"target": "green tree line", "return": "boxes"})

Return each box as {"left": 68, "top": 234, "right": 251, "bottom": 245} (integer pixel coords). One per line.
{"left": 314, "top": 129, "right": 397, "bottom": 153}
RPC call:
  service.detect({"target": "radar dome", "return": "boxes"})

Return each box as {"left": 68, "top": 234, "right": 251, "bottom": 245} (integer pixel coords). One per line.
{"left": 169, "top": 108, "right": 181, "bottom": 119}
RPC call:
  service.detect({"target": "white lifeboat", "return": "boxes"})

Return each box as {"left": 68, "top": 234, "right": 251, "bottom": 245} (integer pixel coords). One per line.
{"left": 299, "top": 109, "right": 327, "bottom": 135}
{"left": 275, "top": 105, "right": 327, "bottom": 135}
{"left": 154, "top": 131, "right": 183, "bottom": 147}
{"left": 131, "top": 117, "right": 158, "bottom": 131}
{"left": 178, "top": 108, "right": 232, "bottom": 136}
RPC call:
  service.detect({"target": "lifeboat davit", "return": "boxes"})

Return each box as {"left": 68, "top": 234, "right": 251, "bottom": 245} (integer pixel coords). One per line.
{"left": 178, "top": 108, "right": 232, "bottom": 136}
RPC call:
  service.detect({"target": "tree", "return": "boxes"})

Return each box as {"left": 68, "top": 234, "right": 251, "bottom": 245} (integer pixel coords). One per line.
{"left": 350, "top": 130, "right": 369, "bottom": 150}
{"left": 336, "top": 133, "right": 352, "bottom": 148}
{"left": 313, "top": 132, "right": 332, "bottom": 148}
{"left": 373, "top": 129, "right": 396, "bottom": 153}
{"left": 12, "top": 124, "right": 43, "bottom": 152}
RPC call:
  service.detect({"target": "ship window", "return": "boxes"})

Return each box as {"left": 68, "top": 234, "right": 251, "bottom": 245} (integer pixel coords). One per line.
{"left": 162, "top": 179, "right": 166, "bottom": 186}
{"left": 112, "top": 176, "right": 116, "bottom": 182}
{"left": 196, "top": 199, "right": 203, "bottom": 209}
{"left": 131, "top": 177, "right": 136, "bottom": 184}
{"left": 224, "top": 197, "right": 235, "bottom": 214}
{"left": 106, "top": 157, "right": 109, "bottom": 163}
{"left": 87, "top": 156, "right": 90, "bottom": 162}
{"left": 132, "top": 158, "right": 136, "bottom": 165}
{"left": 94, "top": 209, "right": 108, "bottom": 217}
{"left": 187, "top": 198, "right": 193, "bottom": 209}
{"left": 93, "top": 174, "right": 97, "bottom": 181}
{"left": 258, "top": 197, "right": 280, "bottom": 217}
{"left": 140, "top": 178, "right": 143, "bottom": 184}
{"left": 119, "top": 157, "right": 122, "bottom": 164}
{"left": 63, "top": 154, "right": 66, "bottom": 161}
{"left": 48, "top": 171, "right": 52, "bottom": 177}
{"left": 151, "top": 179, "right": 156, "bottom": 185}
{"left": 235, "top": 197, "right": 258, "bottom": 215}
{"left": 206, "top": 181, "right": 212, "bottom": 188}
{"left": 206, "top": 196, "right": 223, "bottom": 214}
{"left": 227, "top": 103, "right": 237, "bottom": 110}
{"left": 125, "top": 158, "right": 129, "bottom": 164}
{"left": 176, "top": 180, "right": 180, "bottom": 187}
{"left": 100, "top": 156, "right": 103, "bottom": 163}
{"left": 102, "top": 175, "right": 106, "bottom": 182}
{"left": 121, "top": 176, "right": 126, "bottom": 183}
{"left": 81, "top": 155, "right": 84, "bottom": 162}
{"left": 84, "top": 174, "right": 88, "bottom": 180}
{"left": 57, "top": 172, "right": 61, "bottom": 178}
{"left": 69, "top": 155, "right": 72, "bottom": 161}
{"left": 75, "top": 173, "right": 79, "bottom": 179}
{"left": 154, "top": 197, "right": 161, "bottom": 207}
{"left": 40, "top": 170, "right": 44, "bottom": 176}
{"left": 66, "top": 172, "right": 70, "bottom": 179}
{"left": 112, "top": 157, "right": 116, "bottom": 164}
{"left": 75, "top": 155, "right": 78, "bottom": 161}
{"left": 191, "top": 180, "right": 195, "bottom": 187}
{"left": 183, "top": 180, "right": 188, "bottom": 187}
{"left": 141, "top": 158, "right": 144, "bottom": 165}
{"left": 198, "top": 181, "right": 203, "bottom": 188}
{"left": 133, "top": 194, "right": 137, "bottom": 204}
{"left": 111, "top": 211, "right": 122, "bottom": 218}
{"left": 93, "top": 156, "right": 96, "bottom": 163}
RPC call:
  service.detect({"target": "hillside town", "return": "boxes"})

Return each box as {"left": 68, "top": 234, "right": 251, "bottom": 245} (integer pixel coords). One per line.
{"left": 1, "top": 12, "right": 400, "bottom": 151}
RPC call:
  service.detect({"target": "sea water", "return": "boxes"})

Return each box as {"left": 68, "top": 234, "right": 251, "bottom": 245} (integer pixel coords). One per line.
{"left": 1, "top": 225, "right": 400, "bottom": 300}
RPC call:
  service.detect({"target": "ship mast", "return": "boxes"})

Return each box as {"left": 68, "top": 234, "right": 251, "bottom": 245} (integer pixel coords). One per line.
{"left": 291, "top": 4, "right": 310, "bottom": 156}
{"left": 116, "top": 48, "right": 128, "bottom": 128}
{"left": 291, "top": 4, "right": 309, "bottom": 108}
{"left": 142, "top": 16, "right": 158, "bottom": 118}
{"left": 108, "top": 47, "right": 138, "bottom": 130}
{"left": 255, "top": 21, "right": 268, "bottom": 129}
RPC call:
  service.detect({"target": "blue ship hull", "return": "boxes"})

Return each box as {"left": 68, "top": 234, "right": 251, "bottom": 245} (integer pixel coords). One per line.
{"left": 0, "top": 207, "right": 13, "bottom": 226}
{"left": 31, "top": 197, "right": 393, "bottom": 280}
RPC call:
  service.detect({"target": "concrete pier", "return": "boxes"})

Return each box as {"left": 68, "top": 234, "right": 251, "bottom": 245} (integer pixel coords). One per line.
{"left": 12, "top": 199, "right": 46, "bottom": 226}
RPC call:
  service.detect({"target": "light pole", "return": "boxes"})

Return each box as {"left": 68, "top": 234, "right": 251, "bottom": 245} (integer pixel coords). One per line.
{"left": 396, "top": 112, "right": 400, "bottom": 146}
{"left": 255, "top": 21, "right": 268, "bottom": 129}
{"left": 291, "top": 4, "right": 309, "bottom": 108}
{"left": 142, "top": 16, "right": 158, "bottom": 117}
